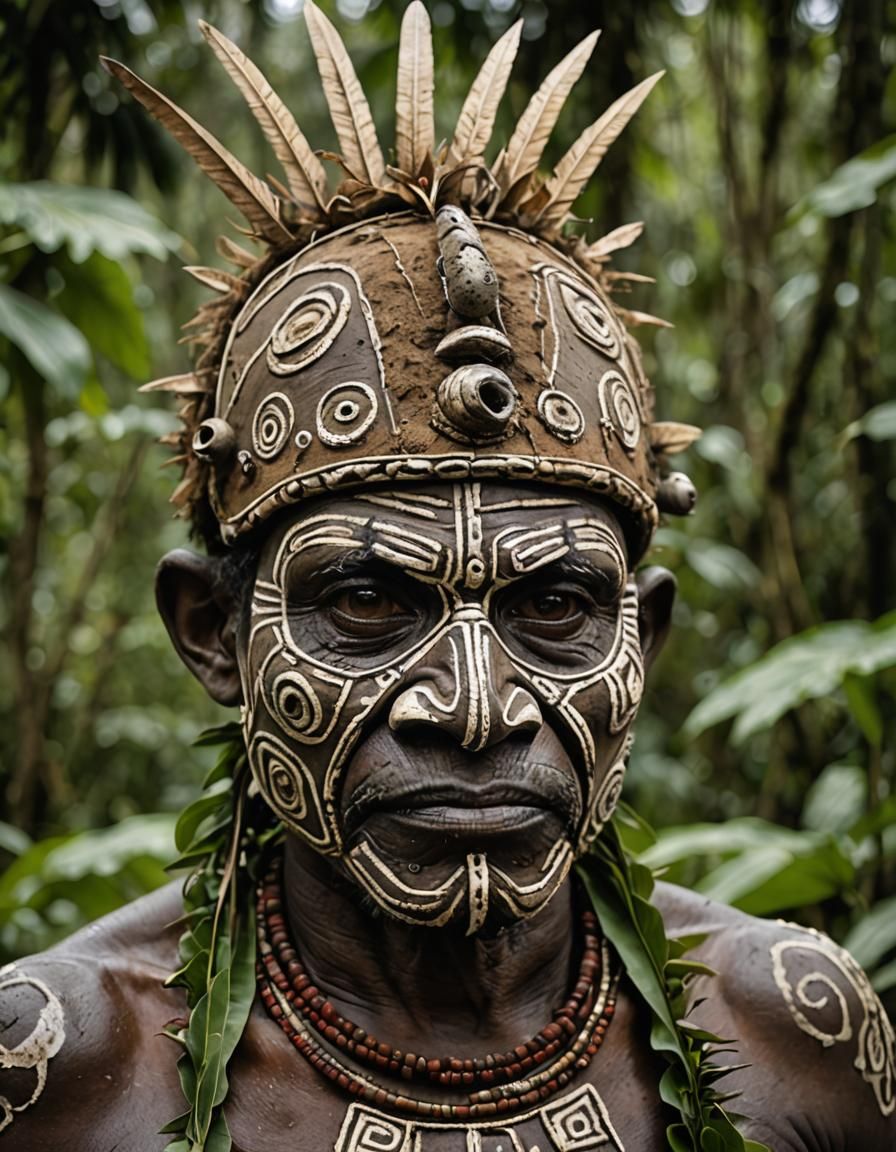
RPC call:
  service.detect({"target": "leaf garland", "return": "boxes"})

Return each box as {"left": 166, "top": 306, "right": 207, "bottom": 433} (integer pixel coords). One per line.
{"left": 162, "top": 723, "right": 278, "bottom": 1152}
{"left": 577, "top": 811, "right": 771, "bottom": 1152}
{"left": 163, "top": 728, "right": 770, "bottom": 1151}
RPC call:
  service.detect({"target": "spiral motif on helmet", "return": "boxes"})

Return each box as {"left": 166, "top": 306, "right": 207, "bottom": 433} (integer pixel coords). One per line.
{"left": 266, "top": 284, "right": 351, "bottom": 376}
{"left": 537, "top": 389, "right": 585, "bottom": 444}
{"left": 559, "top": 281, "right": 621, "bottom": 359}
{"left": 252, "top": 392, "right": 295, "bottom": 461}
{"left": 598, "top": 370, "right": 641, "bottom": 451}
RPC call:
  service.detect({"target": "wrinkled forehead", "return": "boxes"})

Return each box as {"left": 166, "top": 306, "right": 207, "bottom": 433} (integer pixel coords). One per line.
{"left": 258, "top": 481, "right": 629, "bottom": 591}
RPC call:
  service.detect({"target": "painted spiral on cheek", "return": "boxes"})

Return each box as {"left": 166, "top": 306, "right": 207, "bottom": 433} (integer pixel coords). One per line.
{"left": 249, "top": 731, "right": 308, "bottom": 822}
{"left": 268, "top": 669, "right": 324, "bottom": 740}
{"left": 595, "top": 761, "right": 626, "bottom": 824}
{"left": 598, "top": 369, "right": 641, "bottom": 452}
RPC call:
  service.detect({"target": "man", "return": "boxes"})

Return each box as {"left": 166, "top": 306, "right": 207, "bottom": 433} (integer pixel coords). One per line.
{"left": 2, "top": 5, "right": 893, "bottom": 1149}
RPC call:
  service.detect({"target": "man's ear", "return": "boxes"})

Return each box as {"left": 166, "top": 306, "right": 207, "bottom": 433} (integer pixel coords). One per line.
{"left": 156, "top": 549, "right": 243, "bottom": 706}
{"left": 634, "top": 566, "right": 676, "bottom": 673}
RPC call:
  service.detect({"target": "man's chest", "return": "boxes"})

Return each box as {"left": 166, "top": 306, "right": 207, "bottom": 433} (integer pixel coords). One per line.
{"left": 223, "top": 997, "right": 669, "bottom": 1152}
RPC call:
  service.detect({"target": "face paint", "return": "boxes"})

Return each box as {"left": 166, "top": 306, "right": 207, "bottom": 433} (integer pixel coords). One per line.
{"left": 241, "top": 481, "right": 643, "bottom": 932}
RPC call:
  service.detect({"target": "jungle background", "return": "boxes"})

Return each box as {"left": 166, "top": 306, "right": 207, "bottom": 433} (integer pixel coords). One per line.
{"left": 0, "top": 0, "right": 894, "bottom": 1017}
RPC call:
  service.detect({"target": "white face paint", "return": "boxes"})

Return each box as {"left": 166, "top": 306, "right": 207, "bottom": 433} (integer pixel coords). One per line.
{"left": 241, "top": 481, "right": 644, "bottom": 932}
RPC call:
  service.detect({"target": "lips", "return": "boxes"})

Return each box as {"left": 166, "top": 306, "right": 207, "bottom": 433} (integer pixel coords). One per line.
{"left": 343, "top": 779, "right": 569, "bottom": 841}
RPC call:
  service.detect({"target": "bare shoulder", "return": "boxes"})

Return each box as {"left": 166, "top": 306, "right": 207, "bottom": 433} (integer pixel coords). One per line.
{"left": 0, "top": 882, "right": 187, "bottom": 1150}
{"left": 653, "top": 882, "right": 896, "bottom": 1150}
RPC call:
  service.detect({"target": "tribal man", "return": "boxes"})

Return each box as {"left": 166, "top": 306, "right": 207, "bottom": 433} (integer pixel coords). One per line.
{"left": 2, "top": 5, "right": 893, "bottom": 1150}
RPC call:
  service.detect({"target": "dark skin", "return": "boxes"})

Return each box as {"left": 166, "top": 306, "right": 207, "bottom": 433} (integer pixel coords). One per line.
{"left": 3, "top": 484, "right": 893, "bottom": 1151}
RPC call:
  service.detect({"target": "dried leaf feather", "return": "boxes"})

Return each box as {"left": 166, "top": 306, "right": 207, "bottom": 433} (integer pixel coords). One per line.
{"left": 496, "top": 30, "right": 600, "bottom": 203}
{"left": 448, "top": 19, "right": 522, "bottom": 167}
{"left": 304, "top": 1, "right": 385, "bottom": 187}
{"left": 199, "top": 22, "right": 328, "bottom": 215}
{"left": 216, "top": 235, "right": 258, "bottom": 269}
{"left": 532, "top": 71, "right": 663, "bottom": 229}
{"left": 588, "top": 221, "right": 645, "bottom": 261}
{"left": 648, "top": 422, "right": 702, "bottom": 454}
{"left": 140, "top": 373, "right": 210, "bottom": 395}
{"left": 101, "top": 58, "right": 290, "bottom": 246}
{"left": 184, "top": 265, "right": 246, "bottom": 294}
{"left": 395, "top": 2, "right": 434, "bottom": 177}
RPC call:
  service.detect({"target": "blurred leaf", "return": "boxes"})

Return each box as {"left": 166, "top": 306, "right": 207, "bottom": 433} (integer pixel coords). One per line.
{"left": 801, "top": 765, "right": 867, "bottom": 834}
{"left": 0, "top": 284, "right": 89, "bottom": 396}
{"left": 695, "top": 837, "right": 855, "bottom": 916}
{"left": 641, "top": 818, "right": 813, "bottom": 873}
{"left": 794, "top": 135, "right": 896, "bottom": 218}
{"left": 0, "top": 822, "right": 32, "bottom": 857}
{"left": 843, "top": 896, "right": 896, "bottom": 970}
{"left": 0, "top": 815, "right": 175, "bottom": 918}
{"left": 0, "top": 182, "right": 181, "bottom": 263}
{"left": 685, "top": 613, "right": 896, "bottom": 742}
{"left": 843, "top": 401, "right": 896, "bottom": 443}
{"left": 842, "top": 674, "right": 882, "bottom": 747}
{"left": 55, "top": 252, "right": 150, "bottom": 379}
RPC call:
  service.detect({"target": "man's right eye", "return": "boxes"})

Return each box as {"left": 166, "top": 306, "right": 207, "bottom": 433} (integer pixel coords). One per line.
{"left": 327, "top": 586, "right": 413, "bottom": 633}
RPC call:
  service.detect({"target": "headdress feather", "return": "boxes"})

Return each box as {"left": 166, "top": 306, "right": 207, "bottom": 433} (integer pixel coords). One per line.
{"left": 303, "top": 0, "right": 385, "bottom": 187}
{"left": 525, "top": 71, "right": 664, "bottom": 229}
{"left": 100, "top": 57, "right": 290, "bottom": 245}
{"left": 447, "top": 18, "right": 522, "bottom": 168}
{"left": 395, "top": 2, "right": 435, "bottom": 178}
{"left": 198, "top": 21, "right": 328, "bottom": 216}
{"left": 495, "top": 29, "right": 600, "bottom": 208}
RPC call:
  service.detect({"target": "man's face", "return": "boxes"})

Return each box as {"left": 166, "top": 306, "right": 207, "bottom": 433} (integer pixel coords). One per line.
{"left": 239, "top": 480, "right": 645, "bottom": 934}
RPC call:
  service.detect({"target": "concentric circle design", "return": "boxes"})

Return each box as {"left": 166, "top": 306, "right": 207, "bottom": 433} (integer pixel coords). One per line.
{"left": 537, "top": 389, "right": 585, "bottom": 444}
{"left": 559, "top": 280, "right": 621, "bottom": 358}
{"left": 268, "top": 669, "right": 324, "bottom": 739}
{"left": 252, "top": 392, "right": 295, "bottom": 460}
{"left": 249, "top": 731, "right": 309, "bottom": 822}
{"left": 595, "top": 761, "right": 626, "bottom": 824}
{"left": 597, "top": 369, "right": 641, "bottom": 451}
{"left": 266, "top": 284, "right": 351, "bottom": 376}
{"left": 317, "top": 382, "right": 378, "bottom": 447}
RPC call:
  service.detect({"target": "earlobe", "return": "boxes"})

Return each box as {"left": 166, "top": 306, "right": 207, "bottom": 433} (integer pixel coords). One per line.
{"left": 156, "top": 549, "right": 243, "bottom": 706}
{"left": 634, "top": 566, "right": 676, "bottom": 673}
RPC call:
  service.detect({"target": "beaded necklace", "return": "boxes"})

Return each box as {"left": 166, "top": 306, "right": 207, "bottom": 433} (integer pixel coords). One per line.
{"left": 255, "top": 852, "right": 621, "bottom": 1120}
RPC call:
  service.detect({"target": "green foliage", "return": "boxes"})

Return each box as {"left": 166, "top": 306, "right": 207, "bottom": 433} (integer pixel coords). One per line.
{"left": 0, "top": 182, "right": 181, "bottom": 263}
{"left": 0, "top": 285, "right": 90, "bottom": 397}
{"left": 844, "top": 401, "right": 896, "bottom": 443}
{"left": 579, "top": 821, "right": 769, "bottom": 1152}
{"left": 0, "top": 814, "right": 175, "bottom": 959}
{"left": 162, "top": 725, "right": 262, "bottom": 1152}
{"left": 685, "top": 613, "right": 896, "bottom": 744}
{"left": 795, "top": 135, "right": 896, "bottom": 218}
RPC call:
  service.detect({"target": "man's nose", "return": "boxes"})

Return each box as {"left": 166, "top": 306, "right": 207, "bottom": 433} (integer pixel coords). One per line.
{"left": 388, "top": 607, "right": 543, "bottom": 751}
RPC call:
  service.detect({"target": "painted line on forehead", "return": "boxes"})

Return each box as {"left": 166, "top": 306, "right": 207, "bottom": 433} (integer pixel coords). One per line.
{"left": 477, "top": 496, "right": 583, "bottom": 513}
{"left": 355, "top": 493, "right": 440, "bottom": 519}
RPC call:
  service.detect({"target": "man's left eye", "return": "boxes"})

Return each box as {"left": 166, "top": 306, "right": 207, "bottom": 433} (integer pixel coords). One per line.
{"left": 330, "top": 587, "right": 407, "bottom": 625}
{"left": 510, "top": 591, "right": 584, "bottom": 625}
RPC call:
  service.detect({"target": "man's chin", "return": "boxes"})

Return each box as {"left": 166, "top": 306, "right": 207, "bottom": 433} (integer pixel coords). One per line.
{"left": 341, "top": 811, "right": 574, "bottom": 935}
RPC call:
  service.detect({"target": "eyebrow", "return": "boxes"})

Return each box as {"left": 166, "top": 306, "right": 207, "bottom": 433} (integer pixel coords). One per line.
{"left": 536, "top": 552, "right": 625, "bottom": 596}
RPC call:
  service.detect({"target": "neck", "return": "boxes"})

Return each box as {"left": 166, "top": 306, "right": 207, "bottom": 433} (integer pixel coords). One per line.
{"left": 281, "top": 834, "right": 576, "bottom": 1054}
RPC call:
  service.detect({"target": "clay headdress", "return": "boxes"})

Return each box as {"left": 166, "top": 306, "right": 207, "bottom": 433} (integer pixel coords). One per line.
{"left": 103, "top": 1, "right": 699, "bottom": 561}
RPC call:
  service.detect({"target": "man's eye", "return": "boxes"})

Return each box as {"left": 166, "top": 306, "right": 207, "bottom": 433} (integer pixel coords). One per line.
{"left": 511, "top": 591, "right": 583, "bottom": 625}
{"left": 330, "top": 587, "right": 406, "bottom": 624}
